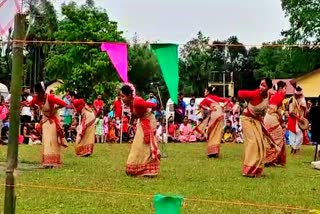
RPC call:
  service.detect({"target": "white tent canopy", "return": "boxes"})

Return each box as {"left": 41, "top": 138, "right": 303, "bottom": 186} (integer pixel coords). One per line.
{"left": 0, "top": 83, "right": 9, "bottom": 99}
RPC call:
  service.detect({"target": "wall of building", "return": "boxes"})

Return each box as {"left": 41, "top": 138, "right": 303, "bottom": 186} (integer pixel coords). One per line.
{"left": 296, "top": 71, "right": 320, "bottom": 98}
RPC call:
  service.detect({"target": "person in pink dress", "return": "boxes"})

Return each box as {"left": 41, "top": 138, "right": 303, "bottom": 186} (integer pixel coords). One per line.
{"left": 178, "top": 116, "right": 197, "bottom": 143}
{"left": 103, "top": 111, "right": 109, "bottom": 142}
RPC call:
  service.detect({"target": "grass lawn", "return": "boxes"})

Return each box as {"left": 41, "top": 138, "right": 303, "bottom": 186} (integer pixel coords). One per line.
{"left": 0, "top": 143, "right": 320, "bottom": 213}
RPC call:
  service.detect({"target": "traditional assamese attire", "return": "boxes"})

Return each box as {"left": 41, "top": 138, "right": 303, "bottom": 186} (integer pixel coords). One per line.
{"left": 238, "top": 89, "right": 270, "bottom": 177}
{"left": 29, "top": 94, "right": 68, "bottom": 167}
{"left": 126, "top": 96, "right": 160, "bottom": 177}
{"left": 73, "top": 99, "right": 95, "bottom": 157}
{"left": 263, "top": 91, "right": 286, "bottom": 166}
{"left": 288, "top": 94, "right": 306, "bottom": 151}
{"left": 198, "top": 94, "right": 229, "bottom": 157}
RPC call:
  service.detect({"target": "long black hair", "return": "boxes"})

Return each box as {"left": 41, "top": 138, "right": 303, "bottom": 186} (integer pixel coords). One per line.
{"left": 262, "top": 78, "right": 273, "bottom": 89}
{"left": 273, "top": 80, "right": 286, "bottom": 91}
{"left": 121, "top": 84, "right": 134, "bottom": 96}
{"left": 206, "top": 86, "right": 216, "bottom": 95}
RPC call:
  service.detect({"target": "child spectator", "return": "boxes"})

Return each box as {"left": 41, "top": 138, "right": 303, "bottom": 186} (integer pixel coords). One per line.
{"left": 95, "top": 113, "right": 104, "bottom": 143}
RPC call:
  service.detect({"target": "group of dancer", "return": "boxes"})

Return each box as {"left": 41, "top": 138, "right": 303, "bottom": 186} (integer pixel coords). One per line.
{"left": 192, "top": 78, "right": 295, "bottom": 177}
{"left": 24, "top": 81, "right": 160, "bottom": 175}
{"left": 25, "top": 77, "right": 304, "bottom": 177}
{"left": 27, "top": 81, "right": 96, "bottom": 167}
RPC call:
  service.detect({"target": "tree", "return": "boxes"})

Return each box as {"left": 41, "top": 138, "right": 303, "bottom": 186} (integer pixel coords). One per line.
{"left": 128, "top": 36, "right": 161, "bottom": 97}
{"left": 255, "top": 41, "right": 320, "bottom": 79}
{"left": 0, "top": 28, "right": 13, "bottom": 86}
{"left": 180, "top": 33, "right": 259, "bottom": 96}
{"left": 280, "top": 0, "right": 320, "bottom": 77}
{"left": 46, "top": 1, "right": 124, "bottom": 104}
{"left": 180, "top": 31, "right": 215, "bottom": 97}
{"left": 224, "top": 36, "right": 249, "bottom": 90}
{"left": 281, "top": 0, "right": 320, "bottom": 43}
{"left": 24, "top": 0, "right": 59, "bottom": 87}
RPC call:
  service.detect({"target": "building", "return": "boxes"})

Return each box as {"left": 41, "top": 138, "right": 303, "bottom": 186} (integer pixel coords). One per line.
{"left": 273, "top": 68, "right": 320, "bottom": 98}
{"left": 295, "top": 68, "right": 320, "bottom": 98}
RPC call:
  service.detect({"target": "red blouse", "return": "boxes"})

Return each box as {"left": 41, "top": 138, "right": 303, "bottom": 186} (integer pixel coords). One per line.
{"left": 113, "top": 99, "right": 122, "bottom": 118}
{"left": 29, "top": 94, "right": 66, "bottom": 113}
{"left": 269, "top": 91, "right": 285, "bottom": 107}
{"left": 238, "top": 89, "right": 264, "bottom": 106}
{"left": 132, "top": 96, "right": 157, "bottom": 118}
{"left": 200, "top": 94, "right": 229, "bottom": 107}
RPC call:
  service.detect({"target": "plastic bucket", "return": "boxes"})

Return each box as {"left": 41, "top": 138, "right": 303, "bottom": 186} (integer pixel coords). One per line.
{"left": 153, "top": 194, "right": 183, "bottom": 214}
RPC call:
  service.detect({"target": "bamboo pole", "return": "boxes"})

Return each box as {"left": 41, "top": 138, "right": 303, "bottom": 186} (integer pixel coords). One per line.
{"left": 4, "top": 13, "right": 25, "bottom": 214}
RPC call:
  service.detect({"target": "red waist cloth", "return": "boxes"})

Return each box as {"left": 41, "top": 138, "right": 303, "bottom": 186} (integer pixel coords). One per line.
{"left": 140, "top": 117, "right": 159, "bottom": 161}
{"left": 243, "top": 109, "right": 277, "bottom": 146}
{"left": 140, "top": 118, "right": 153, "bottom": 144}
{"left": 42, "top": 114, "right": 67, "bottom": 148}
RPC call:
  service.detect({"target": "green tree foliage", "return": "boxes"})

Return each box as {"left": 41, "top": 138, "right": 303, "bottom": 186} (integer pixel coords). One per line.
{"left": 281, "top": 0, "right": 320, "bottom": 43}
{"left": 180, "top": 31, "right": 215, "bottom": 96}
{"left": 45, "top": 1, "right": 124, "bottom": 103}
{"left": 0, "top": 29, "right": 12, "bottom": 86}
{"left": 24, "top": 0, "right": 59, "bottom": 87}
{"left": 128, "top": 39, "right": 161, "bottom": 98}
{"left": 180, "top": 32, "right": 257, "bottom": 96}
{"left": 255, "top": 41, "right": 320, "bottom": 78}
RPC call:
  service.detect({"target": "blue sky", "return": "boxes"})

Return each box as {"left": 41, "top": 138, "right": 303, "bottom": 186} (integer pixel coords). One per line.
{"left": 54, "top": 0, "right": 290, "bottom": 46}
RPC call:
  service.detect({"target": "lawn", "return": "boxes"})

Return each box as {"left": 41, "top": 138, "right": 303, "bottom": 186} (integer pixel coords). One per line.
{"left": 0, "top": 143, "right": 319, "bottom": 214}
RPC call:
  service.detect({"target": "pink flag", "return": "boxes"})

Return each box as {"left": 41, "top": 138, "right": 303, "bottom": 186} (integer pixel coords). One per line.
{"left": 101, "top": 42, "right": 128, "bottom": 83}
{"left": 0, "top": 0, "right": 22, "bottom": 35}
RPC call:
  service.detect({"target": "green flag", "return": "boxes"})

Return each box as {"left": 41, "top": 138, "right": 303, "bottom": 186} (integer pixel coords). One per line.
{"left": 151, "top": 44, "right": 179, "bottom": 104}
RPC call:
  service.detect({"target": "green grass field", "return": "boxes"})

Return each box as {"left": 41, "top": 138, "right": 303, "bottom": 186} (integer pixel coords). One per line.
{"left": 0, "top": 143, "right": 319, "bottom": 214}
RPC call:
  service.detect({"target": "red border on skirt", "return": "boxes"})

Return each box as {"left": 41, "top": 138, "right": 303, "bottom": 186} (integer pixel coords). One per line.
{"left": 75, "top": 144, "right": 94, "bottom": 157}
{"left": 242, "top": 165, "right": 263, "bottom": 177}
{"left": 42, "top": 154, "right": 61, "bottom": 166}
{"left": 207, "top": 144, "right": 220, "bottom": 155}
{"left": 126, "top": 161, "right": 159, "bottom": 177}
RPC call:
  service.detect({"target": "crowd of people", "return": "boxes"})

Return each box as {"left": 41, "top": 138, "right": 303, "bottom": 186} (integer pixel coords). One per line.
{"left": 0, "top": 78, "right": 318, "bottom": 177}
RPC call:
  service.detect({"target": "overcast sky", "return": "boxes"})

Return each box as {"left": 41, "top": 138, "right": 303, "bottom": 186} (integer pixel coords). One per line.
{"left": 54, "top": 0, "right": 290, "bottom": 46}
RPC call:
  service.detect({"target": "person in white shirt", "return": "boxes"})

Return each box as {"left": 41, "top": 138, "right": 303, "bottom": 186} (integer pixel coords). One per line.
{"left": 20, "top": 88, "right": 33, "bottom": 143}
{"left": 186, "top": 98, "right": 197, "bottom": 123}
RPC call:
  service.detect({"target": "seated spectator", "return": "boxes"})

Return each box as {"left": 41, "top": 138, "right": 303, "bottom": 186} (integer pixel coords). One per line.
{"left": 222, "top": 119, "right": 235, "bottom": 143}
{"left": 234, "top": 124, "right": 243, "bottom": 143}
{"left": 167, "top": 118, "right": 178, "bottom": 142}
{"left": 66, "top": 118, "right": 78, "bottom": 142}
{"left": 29, "top": 128, "right": 42, "bottom": 145}
{"left": 178, "top": 116, "right": 197, "bottom": 143}
{"left": 156, "top": 122, "right": 167, "bottom": 143}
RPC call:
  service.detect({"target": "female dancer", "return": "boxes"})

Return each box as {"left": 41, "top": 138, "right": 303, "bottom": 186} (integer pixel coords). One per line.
{"left": 238, "top": 78, "right": 274, "bottom": 177}
{"left": 29, "top": 81, "right": 68, "bottom": 168}
{"left": 264, "top": 81, "right": 287, "bottom": 166}
{"left": 199, "top": 86, "right": 230, "bottom": 158}
{"left": 120, "top": 83, "right": 160, "bottom": 177}
{"left": 73, "top": 99, "right": 96, "bottom": 157}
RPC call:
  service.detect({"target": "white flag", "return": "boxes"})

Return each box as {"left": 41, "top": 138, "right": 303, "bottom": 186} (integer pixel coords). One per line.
{"left": 0, "top": 0, "right": 22, "bottom": 35}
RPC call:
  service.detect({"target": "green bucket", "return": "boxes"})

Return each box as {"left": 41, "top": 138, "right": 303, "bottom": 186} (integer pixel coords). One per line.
{"left": 153, "top": 194, "right": 184, "bottom": 214}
